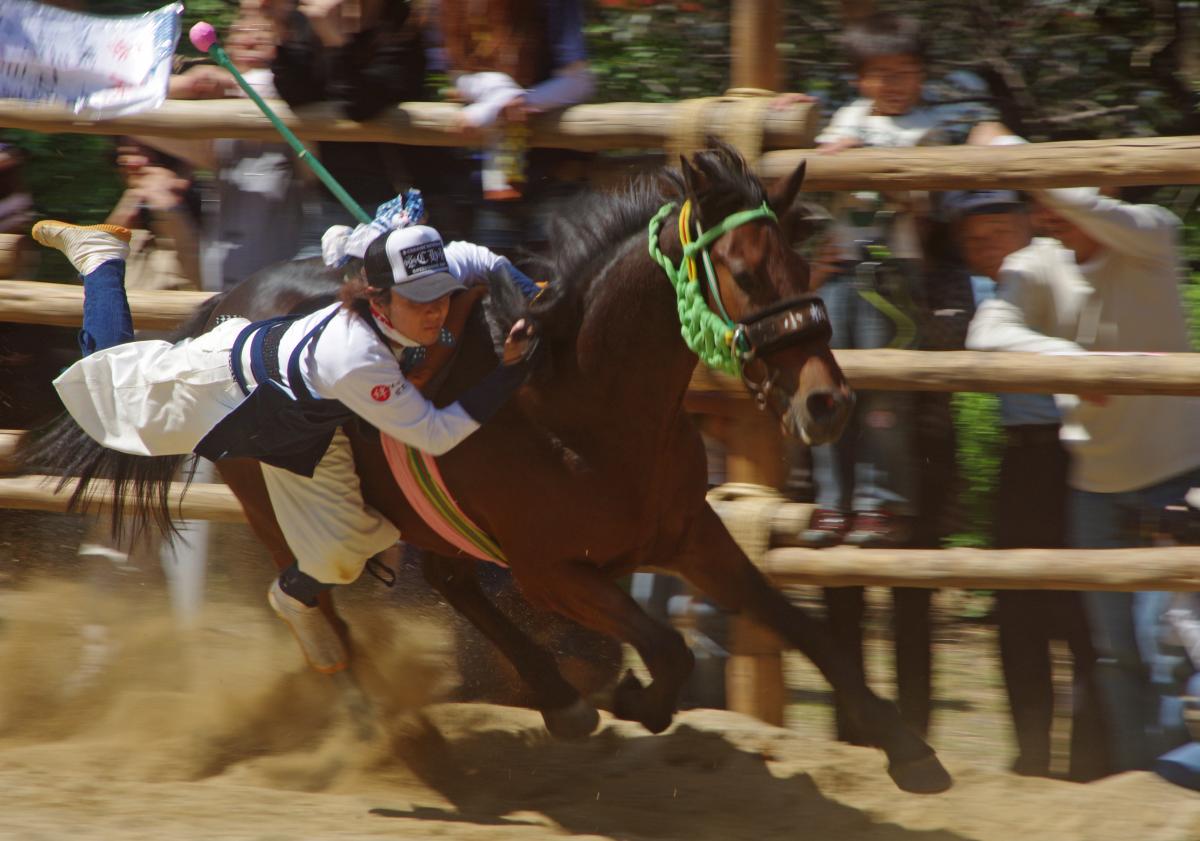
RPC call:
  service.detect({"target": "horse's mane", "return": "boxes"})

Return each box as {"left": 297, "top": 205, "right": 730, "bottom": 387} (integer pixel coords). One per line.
{"left": 519, "top": 143, "right": 769, "bottom": 366}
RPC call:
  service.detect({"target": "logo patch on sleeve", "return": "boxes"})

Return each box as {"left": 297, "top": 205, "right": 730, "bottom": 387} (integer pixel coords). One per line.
{"left": 370, "top": 384, "right": 391, "bottom": 402}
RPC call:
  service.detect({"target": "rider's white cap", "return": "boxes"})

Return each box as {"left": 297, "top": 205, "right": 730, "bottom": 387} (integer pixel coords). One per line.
{"left": 380, "top": 226, "right": 466, "bottom": 303}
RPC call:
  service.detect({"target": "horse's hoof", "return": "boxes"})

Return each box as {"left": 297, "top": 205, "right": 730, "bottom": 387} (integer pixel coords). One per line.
{"left": 612, "top": 670, "right": 674, "bottom": 734}
{"left": 888, "top": 753, "right": 953, "bottom": 794}
{"left": 542, "top": 698, "right": 600, "bottom": 741}
{"left": 612, "top": 669, "right": 645, "bottom": 723}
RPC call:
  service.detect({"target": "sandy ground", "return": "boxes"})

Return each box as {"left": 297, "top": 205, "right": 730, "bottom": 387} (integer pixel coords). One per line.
{"left": 1, "top": 516, "right": 1199, "bottom": 841}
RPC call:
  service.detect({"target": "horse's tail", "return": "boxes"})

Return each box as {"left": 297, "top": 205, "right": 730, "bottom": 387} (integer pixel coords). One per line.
{"left": 11, "top": 289, "right": 230, "bottom": 540}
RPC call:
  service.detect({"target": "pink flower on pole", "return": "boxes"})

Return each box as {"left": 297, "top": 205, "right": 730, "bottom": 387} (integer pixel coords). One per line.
{"left": 189, "top": 22, "right": 218, "bottom": 54}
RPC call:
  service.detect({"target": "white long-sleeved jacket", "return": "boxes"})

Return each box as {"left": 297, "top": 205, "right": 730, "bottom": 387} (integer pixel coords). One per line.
{"left": 270, "top": 241, "right": 511, "bottom": 456}
{"left": 966, "top": 190, "right": 1200, "bottom": 493}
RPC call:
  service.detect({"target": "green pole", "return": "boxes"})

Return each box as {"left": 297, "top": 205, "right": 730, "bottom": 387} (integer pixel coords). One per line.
{"left": 189, "top": 22, "right": 373, "bottom": 225}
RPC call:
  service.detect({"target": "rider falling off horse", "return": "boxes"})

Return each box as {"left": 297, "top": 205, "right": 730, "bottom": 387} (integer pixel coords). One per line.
{"left": 34, "top": 211, "right": 537, "bottom": 674}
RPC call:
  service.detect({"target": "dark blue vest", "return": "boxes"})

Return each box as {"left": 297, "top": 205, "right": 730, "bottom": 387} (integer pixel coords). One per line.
{"left": 194, "top": 309, "right": 355, "bottom": 477}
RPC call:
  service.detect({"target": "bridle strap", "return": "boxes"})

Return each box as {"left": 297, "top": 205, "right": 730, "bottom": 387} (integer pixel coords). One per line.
{"left": 649, "top": 199, "right": 778, "bottom": 376}
{"left": 736, "top": 294, "right": 832, "bottom": 362}
{"left": 680, "top": 200, "right": 778, "bottom": 330}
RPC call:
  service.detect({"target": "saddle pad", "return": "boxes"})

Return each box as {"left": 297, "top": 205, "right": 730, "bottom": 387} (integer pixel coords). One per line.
{"left": 381, "top": 437, "right": 507, "bottom": 566}
{"left": 379, "top": 286, "right": 507, "bottom": 565}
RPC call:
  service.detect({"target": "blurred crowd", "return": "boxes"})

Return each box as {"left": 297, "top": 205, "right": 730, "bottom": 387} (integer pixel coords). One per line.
{"left": 2, "top": 2, "right": 1200, "bottom": 792}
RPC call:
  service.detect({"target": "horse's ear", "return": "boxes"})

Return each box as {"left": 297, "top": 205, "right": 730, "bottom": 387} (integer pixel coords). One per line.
{"left": 680, "top": 154, "right": 709, "bottom": 198}
{"left": 768, "top": 159, "right": 807, "bottom": 217}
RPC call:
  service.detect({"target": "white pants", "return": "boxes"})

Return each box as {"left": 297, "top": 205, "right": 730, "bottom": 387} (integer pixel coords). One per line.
{"left": 54, "top": 318, "right": 250, "bottom": 456}
{"left": 261, "top": 427, "right": 400, "bottom": 584}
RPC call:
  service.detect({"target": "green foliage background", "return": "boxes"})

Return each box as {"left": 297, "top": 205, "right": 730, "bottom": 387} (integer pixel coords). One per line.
{"left": 8, "top": 0, "right": 1200, "bottom": 546}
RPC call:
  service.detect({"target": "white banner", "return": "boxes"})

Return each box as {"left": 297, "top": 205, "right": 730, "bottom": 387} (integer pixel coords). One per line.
{"left": 0, "top": 0, "right": 182, "bottom": 119}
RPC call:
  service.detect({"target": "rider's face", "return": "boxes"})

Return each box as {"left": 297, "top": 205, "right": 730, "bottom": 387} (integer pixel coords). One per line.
{"left": 387, "top": 291, "right": 452, "bottom": 346}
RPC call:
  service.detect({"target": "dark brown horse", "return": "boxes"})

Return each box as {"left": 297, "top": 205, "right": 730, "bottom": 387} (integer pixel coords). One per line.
{"left": 19, "top": 145, "right": 951, "bottom": 793}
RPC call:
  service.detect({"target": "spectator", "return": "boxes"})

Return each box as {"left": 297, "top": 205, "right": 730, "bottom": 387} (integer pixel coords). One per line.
{"left": 0, "top": 142, "right": 60, "bottom": 432}
{"left": 269, "top": 0, "right": 429, "bottom": 254}
{"left": 797, "top": 12, "right": 976, "bottom": 550}
{"left": 438, "top": 0, "right": 593, "bottom": 200}
{"left": 423, "top": 0, "right": 594, "bottom": 256}
{"left": 106, "top": 139, "right": 202, "bottom": 291}
{"left": 0, "top": 143, "right": 34, "bottom": 279}
{"left": 139, "top": 2, "right": 310, "bottom": 291}
{"left": 788, "top": 11, "right": 981, "bottom": 745}
{"left": 966, "top": 121, "right": 1200, "bottom": 773}
{"left": 948, "top": 186, "right": 1108, "bottom": 781}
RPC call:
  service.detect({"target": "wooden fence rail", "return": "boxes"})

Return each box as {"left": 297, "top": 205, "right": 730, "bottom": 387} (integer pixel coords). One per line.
{"left": 758, "top": 135, "right": 1200, "bottom": 189}
{"left": 8, "top": 281, "right": 1200, "bottom": 395}
{"left": 0, "top": 97, "right": 819, "bottom": 153}
{"left": 761, "top": 546, "right": 1200, "bottom": 592}
{"left": 0, "top": 474, "right": 245, "bottom": 522}
{"left": 3, "top": 466, "right": 1198, "bottom": 592}
{"left": 692, "top": 349, "right": 1200, "bottom": 396}
{"left": 1, "top": 97, "right": 1196, "bottom": 190}
{"left": 0, "top": 280, "right": 211, "bottom": 330}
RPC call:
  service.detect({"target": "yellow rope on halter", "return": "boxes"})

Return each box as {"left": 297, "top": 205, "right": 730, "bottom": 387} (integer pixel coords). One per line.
{"left": 678, "top": 199, "right": 699, "bottom": 283}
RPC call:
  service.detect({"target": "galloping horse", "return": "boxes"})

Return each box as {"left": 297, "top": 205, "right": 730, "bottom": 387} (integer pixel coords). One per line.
{"left": 18, "top": 144, "right": 951, "bottom": 793}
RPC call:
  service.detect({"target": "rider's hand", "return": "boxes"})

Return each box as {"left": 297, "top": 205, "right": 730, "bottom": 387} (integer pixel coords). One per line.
{"left": 502, "top": 319, "right": 535, "bottom": 365}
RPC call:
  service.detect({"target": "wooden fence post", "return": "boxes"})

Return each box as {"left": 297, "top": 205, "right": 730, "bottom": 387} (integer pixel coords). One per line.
{"left": 728, "top": 610, "right": 787, "bottom": 726}
{"left": 722, "top": 408, "right": 789, "bottom": 726}
{"left": 731, "top": 0, "right": 782, "bottom": 91}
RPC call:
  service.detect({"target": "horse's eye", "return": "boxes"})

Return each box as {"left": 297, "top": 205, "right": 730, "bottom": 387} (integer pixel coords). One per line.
{"left": 732, "top": 270, "right": 757, "bottom": 293}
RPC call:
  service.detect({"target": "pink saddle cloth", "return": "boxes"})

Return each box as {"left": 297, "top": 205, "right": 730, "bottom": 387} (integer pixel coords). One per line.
{"left": 380, "top": 434, "right": 507, "bottom": 566}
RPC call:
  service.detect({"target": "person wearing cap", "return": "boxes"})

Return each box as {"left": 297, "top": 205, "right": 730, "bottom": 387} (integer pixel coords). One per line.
{"left": 964, "top": 122, "right": 1200, "bottom": 776}
{"left": 947, "top": 186, "right": 1107, "bottom": 781}
{"left": 34, "top": 217, "right": 536, "bottom": 675}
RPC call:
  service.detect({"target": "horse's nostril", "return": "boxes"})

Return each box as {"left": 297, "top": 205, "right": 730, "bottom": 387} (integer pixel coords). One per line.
{"left": 806, "top": 391, "right": 839, "bottom": 421}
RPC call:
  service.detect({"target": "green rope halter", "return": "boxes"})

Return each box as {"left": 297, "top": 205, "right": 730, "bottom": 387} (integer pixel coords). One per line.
{"left": 648, "top": 200, "right": 778, "bottom": 376}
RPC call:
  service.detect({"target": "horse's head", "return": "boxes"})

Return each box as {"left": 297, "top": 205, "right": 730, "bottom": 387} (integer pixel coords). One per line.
{"left": 678, "top": 144, "right": 853, "bottom": 445}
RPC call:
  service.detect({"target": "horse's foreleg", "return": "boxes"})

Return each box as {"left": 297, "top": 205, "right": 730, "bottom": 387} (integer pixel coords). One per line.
{"left": 515, "top": 560, "right": 693, "bottom": 735}
{"left": 421, "top": 552, "right": 599, "bottom": 740}
{"left": 670, "top": 504, "right": 952, "bottom": 794}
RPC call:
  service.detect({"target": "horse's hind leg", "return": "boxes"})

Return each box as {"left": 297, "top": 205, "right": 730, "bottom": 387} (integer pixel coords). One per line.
{"left": 422, "top": 552, "right": 600, "bottom": 740}
{"left": 514, "top": 560, "right": 694, "bottom": 735}
{"left": 671, "top": 504, "right": 952, "bottom": 794}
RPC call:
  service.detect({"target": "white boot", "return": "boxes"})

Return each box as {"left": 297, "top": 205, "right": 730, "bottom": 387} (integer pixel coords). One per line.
{"left": 31, "top": 220, "right": 131, "bottom": 277}
{"left": 267, "top": 579, "right": 348, "bottom": 674}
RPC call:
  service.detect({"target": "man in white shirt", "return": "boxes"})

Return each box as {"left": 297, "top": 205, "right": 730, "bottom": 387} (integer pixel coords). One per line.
{"left": 966, "top": 124, "right": 1200, "bottom": 773}
{"left": 948, "top": 188, "right": 1107, "bottom": 780}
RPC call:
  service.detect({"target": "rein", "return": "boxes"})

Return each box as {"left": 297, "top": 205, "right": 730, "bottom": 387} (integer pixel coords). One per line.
{"left": 648, "top": 199, "right": 833, "bottom": 401}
